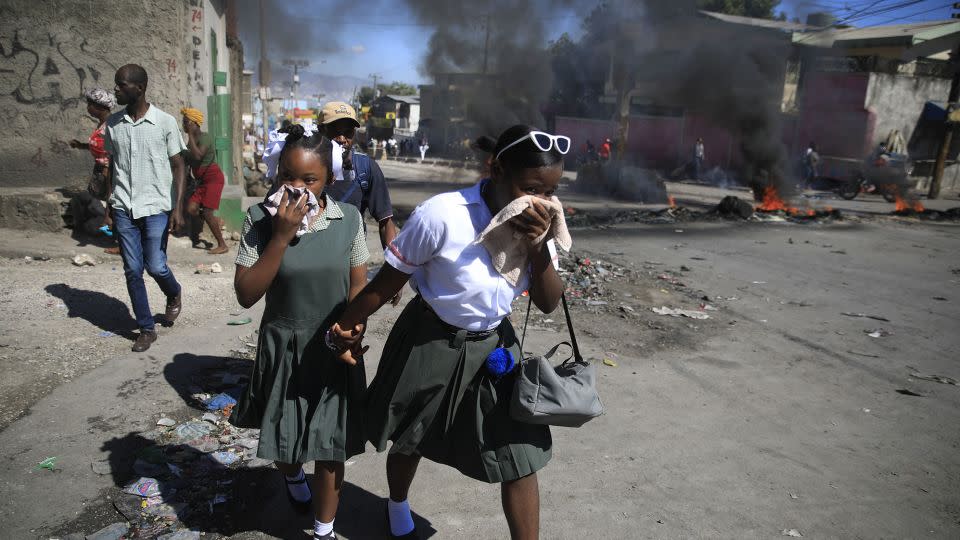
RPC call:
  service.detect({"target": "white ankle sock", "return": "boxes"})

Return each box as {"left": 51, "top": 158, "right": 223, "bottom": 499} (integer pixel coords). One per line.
{"left": 284, "top": 469, "right": 311, "bottom": 503}
{"left": 314, "top": 518, "right": 335, "bottom": 538}
{"left": 388, "top": 498, "right": 414, "bottom": 536}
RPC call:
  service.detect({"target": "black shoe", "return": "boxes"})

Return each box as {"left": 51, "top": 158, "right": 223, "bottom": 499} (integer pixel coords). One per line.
{"left": 385, "top": 505, "right": 419, "bottom": 539}
{"left": 165, "top": 292, "right": 182, "bottom": 324}
{"left": 132, "top": 330, "right": 157, "bottom": 352}
{"left": 284, "top": 472, "right": 312, "bottom": 514}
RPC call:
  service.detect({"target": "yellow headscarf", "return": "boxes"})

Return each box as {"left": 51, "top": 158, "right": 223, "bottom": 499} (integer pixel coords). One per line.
{"left": 180, "top": 107, "right": 203, "bottom": 126}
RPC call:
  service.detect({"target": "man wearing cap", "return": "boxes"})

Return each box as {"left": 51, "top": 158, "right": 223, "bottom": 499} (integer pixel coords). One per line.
{"left": 320, "top": 101, "right": 399, "bottom": 266}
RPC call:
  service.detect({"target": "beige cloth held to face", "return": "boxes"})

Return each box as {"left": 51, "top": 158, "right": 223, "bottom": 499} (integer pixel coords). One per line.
{"left": 476, "top": 195, "right": 572, "bottom": 286}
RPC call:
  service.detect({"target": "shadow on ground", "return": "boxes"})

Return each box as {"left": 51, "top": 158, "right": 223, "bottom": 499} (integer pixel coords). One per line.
{"left": 44, "top": 283, "right": 137, "bottom": 340}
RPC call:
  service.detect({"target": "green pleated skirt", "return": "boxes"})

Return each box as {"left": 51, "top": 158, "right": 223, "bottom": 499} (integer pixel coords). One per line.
{"left": 366, "top": 296, "right": 552, "bottom": 483}
{"left": 230, "top": 315, "right": 367, "bottom": 464}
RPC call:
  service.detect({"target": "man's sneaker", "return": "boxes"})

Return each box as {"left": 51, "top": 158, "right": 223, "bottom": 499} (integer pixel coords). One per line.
{"left": 132, "top": 330, "right": 157, "bottom": 352}
{"left": 165, "top": 293, "right": 182, "bottom": 324}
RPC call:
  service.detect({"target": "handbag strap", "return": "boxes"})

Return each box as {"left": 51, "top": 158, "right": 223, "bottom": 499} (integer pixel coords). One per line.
{"left": 520, "top": 292, "right": 585, "bottom": 365}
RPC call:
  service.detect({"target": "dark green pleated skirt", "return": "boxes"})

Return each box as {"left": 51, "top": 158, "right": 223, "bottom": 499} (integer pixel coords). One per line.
{"left": 366, "top": 296, "right": 552, "bottom": 483}
{"left": 230, "top": 316, "right": 367, "bottom": 464}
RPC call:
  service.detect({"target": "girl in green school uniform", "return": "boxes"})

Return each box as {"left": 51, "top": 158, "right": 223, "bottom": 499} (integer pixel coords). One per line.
{"left": 329, "top": 124, "right": 571, "bottom": 539}
{"left": 230, "top": 124, "right": 369, "bottom": 540}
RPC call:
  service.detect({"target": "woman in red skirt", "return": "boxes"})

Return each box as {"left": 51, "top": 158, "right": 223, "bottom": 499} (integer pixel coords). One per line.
{"left": 181, "top": 107, "right": 228, "bottom": 254}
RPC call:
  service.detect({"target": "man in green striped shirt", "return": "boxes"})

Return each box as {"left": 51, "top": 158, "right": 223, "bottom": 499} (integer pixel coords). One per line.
{"left": 105, "top": 64, "right": 187, "bottom": 352}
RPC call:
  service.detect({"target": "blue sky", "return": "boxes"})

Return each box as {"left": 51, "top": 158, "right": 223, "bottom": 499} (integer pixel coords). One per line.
{"left": 238, "top": 0, "right": 954, "bottom": 87}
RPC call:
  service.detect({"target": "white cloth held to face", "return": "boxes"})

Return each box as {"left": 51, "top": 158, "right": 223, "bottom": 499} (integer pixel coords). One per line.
{"left": 475, "top": 195, "right": 572, "bottom": 287}
{"left": 262, "top": 185, "right": 320, "bottom": 237}
{"left": 330, "top": 139, "right": 355, "bottom": 182}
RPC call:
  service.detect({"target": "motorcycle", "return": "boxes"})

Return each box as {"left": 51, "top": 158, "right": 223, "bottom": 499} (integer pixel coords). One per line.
{"left": 836, "top": 152, "right": 912, "bottom": 202}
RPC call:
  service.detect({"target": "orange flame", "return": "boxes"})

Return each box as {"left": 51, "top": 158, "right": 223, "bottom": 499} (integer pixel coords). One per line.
{"left": 894, "top": 193, "right": 926, "bottom": 213}
{"left": 757, "top": 186, "right": 788, "bottom": 212}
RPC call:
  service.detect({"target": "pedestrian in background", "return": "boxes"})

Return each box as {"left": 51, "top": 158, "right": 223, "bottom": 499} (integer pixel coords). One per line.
{"left": 231, "top": 125, "right": 369, "bottom": 540}
{"left": 180, "top": 107, "right": 228, "bottom": 255}
{"left": 69, "top": 87, "right": 119, "bottom": 254}
{"left": 599, "top": 137, "right": 611, "bottom": 161}
{"left": 418, "top": 135, "right": 429, "bottom": 160}
{"left": 693, "top": 137, "right": 705, "bottom": 180}
{"left": 319, "top": 102, "right": 402, "bottom": 306}
{"left": 105, "top": 64, "right": 186, "bottom": 352}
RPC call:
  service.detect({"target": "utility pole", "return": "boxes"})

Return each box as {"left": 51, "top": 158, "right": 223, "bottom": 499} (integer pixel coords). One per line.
{"left": 257, "top": 0, "right": 270, "bottom": 144}
{"left": 283, "top": 59, "right": 309, "bottom": 104}
{"left": 929, "top": 28, "right": 960, "bottom": 198}
{"left": 370, "top": 73, "right": 380, "bottom": 100}
{"left": 482, "top": 15, "right": 490, "bottom": 75}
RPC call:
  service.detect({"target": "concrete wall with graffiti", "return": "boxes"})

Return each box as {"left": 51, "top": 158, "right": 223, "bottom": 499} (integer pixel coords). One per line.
{"left": 0, "top": 0, "right": 227, "bottom": 189}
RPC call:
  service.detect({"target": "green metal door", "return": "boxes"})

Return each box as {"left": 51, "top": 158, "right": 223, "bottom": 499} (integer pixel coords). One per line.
{"left": 207, "top": 29, "right": 232, "bottom": 183}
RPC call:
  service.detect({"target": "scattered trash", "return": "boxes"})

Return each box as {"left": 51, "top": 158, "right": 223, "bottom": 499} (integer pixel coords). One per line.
{"left": 97, "top": 330, "right": 116, "bottom": 338}
{"left": 895, "top": 389, "right": 924, "bottom": 397}
{"left": 909, "top": 371, "right": 958, "bottom": 386}
{"left": 72, "top": 253, "right": 96, "bottom": 266}
{"left": 157, "top": 530, "right": 201, "bottom": 540}
{"left": 172, "top": 422, "right": 214, "bottom": 442}
{"left": 652, "top": 306, "right": 710, "bottom": 320}
{"left": 36, "top": 456, "right": 58, "bottom": 471}
{"left": 847, "top": 350, "right": 880, "bottom": 358}
{"left": 194, "top": 263, "right": 224, "bottom": 274}
{"left": 841, "top": 312, "right": 890, "bottom": 322}
{"left": 865, "top": 328, "right": 892, "bottom": 338}
{"left": 227, "top": 317, "right": 252, "bottom": 325}
{"left": 157, "top": 417, "right": 176, "bottom": 427}
{"left": 124, "top": 477, "right": 161, "bottom": 498}
{"left": 618, "top": 305, "right": 635, "bottom": 313}
{"left": 202, "top": 412, "right": 220, "bottom": 423}
{"left": 781, "top": 529, "right": 803, "bottom": 537}
{"left": 210, "top": 451, "right": 241, "bottom": 466}
{"left": 585, "top": 300, "right": 608, "bottom": 306}
{"left": 204, "top": 393, "right": 238, "bottom": 411}
{"left": 85, "top": 522, "right": 129, "bottom": 540}
{"left": 603, "top": 358, "right": 618, "bottom": 367}
{"left": 788, "top": 493, "right": 799, "bottom": 500}
{"left": 861, "top": 408, "right": 871, "bottom": 413}
{"left": 185, "top": 435, "right": 220, "bottom": 453}
{"left": 750, "top": 281, "right": 767, "bottom": 285}
{"left": 932, "top": 296, "right": 947, "bottom": 301}
{"left": 91, "top": 459, "right": 112, "bottom": 476}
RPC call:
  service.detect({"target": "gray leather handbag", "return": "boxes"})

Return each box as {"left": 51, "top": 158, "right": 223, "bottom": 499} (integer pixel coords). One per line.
{"left": 510, "top": 294, "right": 604, "bottom": 427}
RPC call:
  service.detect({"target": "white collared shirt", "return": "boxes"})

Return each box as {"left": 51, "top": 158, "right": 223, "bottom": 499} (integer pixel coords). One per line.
{"left": 385, "top": 181, "right": 554, "bottom": 331}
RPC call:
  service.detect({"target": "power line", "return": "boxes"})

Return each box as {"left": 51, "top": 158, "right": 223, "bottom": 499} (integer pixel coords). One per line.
{"left": 860, "top": 2, "right": 954, "bottom": 26}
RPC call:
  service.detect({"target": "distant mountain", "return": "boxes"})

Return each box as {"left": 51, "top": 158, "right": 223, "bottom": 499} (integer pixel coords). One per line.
{"left": 264, "top": 66, "right": 371, "bottom": 104}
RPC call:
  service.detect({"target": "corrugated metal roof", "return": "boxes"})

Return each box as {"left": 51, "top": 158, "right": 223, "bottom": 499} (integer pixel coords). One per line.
{"left": 831, "top": 19, "right": 960, "bottom": 46}
{"left": 698, "top": 10, "right": 816, "bottom": 32}
{"left": 384, "top": 94, "right": 420, "bottom": 104}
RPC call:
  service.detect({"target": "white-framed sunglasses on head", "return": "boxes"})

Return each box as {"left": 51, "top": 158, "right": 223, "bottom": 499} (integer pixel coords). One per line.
{"left": 495, "top": 130, "right": 571, "bottom": 161}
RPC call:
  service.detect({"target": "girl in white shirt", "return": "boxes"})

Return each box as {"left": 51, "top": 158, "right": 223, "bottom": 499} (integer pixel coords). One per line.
{"left": 328, "top": 125, "right": 568, "bottom": 539}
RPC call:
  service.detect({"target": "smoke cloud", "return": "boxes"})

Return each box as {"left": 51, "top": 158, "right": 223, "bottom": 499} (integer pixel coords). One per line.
{"left": 408, "top": 0, "right": 795, "bottom": 190}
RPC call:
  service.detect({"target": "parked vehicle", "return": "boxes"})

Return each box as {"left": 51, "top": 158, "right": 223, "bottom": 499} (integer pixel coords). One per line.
{"left": 815, "top": 152, "right": 914, "bottom": 201}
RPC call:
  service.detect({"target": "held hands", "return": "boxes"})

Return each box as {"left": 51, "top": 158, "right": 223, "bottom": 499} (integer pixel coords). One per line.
{"left": 327, "top": 322, "right": 367, "bottom": 365}
{"left": 273, "top": 189, "right": 309, "bottom": 242}
{"left": 508, "top": 198, "right": 554, "bottom": 248}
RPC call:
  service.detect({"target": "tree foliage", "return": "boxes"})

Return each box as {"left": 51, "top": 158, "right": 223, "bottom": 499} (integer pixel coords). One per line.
{"left": 358, "top": 81, "right": 418, "bottom": 106}
{"left": 696, "top": 0, "right": 782, "bottom": 19}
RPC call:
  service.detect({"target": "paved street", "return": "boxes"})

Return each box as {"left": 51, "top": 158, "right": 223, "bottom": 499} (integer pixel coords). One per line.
{"left": 0, "top": 162, "right": 958, "bottom": 539}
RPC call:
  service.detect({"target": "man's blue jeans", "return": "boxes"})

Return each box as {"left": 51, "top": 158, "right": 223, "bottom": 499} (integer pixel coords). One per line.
{"left": 113, "top": 209, "right": 181, "bottom": 332}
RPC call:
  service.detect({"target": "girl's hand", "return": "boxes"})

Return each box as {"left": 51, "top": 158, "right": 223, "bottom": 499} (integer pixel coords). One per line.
{"left": 509, "top": 199, "right": 553, "bottom": 248}
{"left": 273, "top": 190, "right": 308, "bottom": 242}
{"left": 330, "top": 322, "right": 367, "bottom": 365}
